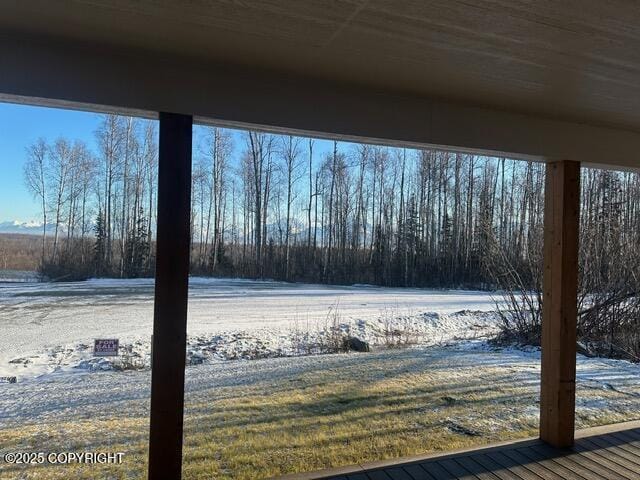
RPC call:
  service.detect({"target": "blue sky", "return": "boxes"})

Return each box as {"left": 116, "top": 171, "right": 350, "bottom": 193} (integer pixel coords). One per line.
{"left": 0, "top": 103, "right": 101, "bottom": 221}
{"left": 0, "top": 102, "right": 340, "bottom": 223}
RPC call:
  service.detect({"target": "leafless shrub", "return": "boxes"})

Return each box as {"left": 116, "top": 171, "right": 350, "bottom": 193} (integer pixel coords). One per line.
{"left": 291, "top": 316, "right": 314, "bottom": 356}
{"left": 486, "top": 198, "right": 640, "bottom": 362}
{"left": 112, "top": 353, "right": 145, "bottom": 371}
{"left": 289, "top": 301, "right": 350, "bottom": 355}
{"left": 111, "top": 344, "right": 146, "bottom": 371}
{"left": 379, "top": 305, "right": 423, "bottom": 348}
{"left": 317, "top": 300, "right": 349, "bottom": 354}
{"left": 484, "top": 217, "right": 544, "bottom": 347}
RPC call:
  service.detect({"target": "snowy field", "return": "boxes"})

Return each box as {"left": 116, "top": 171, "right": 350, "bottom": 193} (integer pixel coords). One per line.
{"left": 0, "top": 270, "right": 39, "bottom": 283}
{"left": 0, "top": 277, "right": 504, "bottom": 379}
{"left": 2, "top": 277, "right": 640, "bottom": 479}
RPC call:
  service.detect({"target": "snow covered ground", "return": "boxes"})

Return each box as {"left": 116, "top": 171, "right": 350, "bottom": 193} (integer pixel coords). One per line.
{"left": 2, "top": 277, "right": 640, "bottom": 479}
{"left": 0, "top": 270, "right": 39, "bottom": 283}
{"left": 1, "top": 276, "right": 639, "bottom": 429}
{"left": 0, "top": 277, "right": 504, "bottom": 380}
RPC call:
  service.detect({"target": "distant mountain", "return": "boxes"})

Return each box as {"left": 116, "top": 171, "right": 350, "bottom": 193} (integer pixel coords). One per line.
{"left": 233, "top": 219, "right": 327, "bottom": 243}
{"left": 0, "top": 220, "right": 57, "bottom": 235}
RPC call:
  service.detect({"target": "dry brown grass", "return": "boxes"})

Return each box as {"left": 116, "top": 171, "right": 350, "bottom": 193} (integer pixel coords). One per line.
{"left": 0, "top": 234, "right": 44, "bottom": 271}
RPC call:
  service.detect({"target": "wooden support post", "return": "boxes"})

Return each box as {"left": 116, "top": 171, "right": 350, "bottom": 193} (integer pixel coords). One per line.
{"left": 540, "top": 160, "right": 580, "bottom": 448}
{"left": 148, "top": 112, "right": 192, "bottom": 479}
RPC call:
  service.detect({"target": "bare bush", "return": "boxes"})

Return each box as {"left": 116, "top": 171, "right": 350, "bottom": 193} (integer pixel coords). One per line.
{"left": 379, "top": 305, "right": 423, "bottom": 348}
{"left": 486, "top": 227, "right": 543, "bottom": 347}
{"left": 289, "top": 301, "right": 351, "bottom": 355}
{"left": 317, "top": 301, "right": 349, "bottom": 354}
{"left": 111, "top": 352, "right": 146, "bottom": 371}
{"left": 487, "top": 169, "right": 640, "bottom": 362}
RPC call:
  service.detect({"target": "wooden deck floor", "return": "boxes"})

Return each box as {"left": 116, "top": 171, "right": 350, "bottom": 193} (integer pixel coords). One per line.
{"left": 288, "top": 421, "right": 640, "bottom": 480}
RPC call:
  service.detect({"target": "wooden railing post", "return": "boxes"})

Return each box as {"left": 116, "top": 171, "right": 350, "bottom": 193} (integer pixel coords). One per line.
{"left": 148, "top": 112, "right": 192, "bottom": 479}
{"left": 540, "top": 160, "right": 580, "bottom": 448}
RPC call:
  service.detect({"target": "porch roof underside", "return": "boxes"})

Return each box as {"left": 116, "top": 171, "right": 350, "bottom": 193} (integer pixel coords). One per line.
{"left": 2, "top": 1, "right": 640, "bottom": 169}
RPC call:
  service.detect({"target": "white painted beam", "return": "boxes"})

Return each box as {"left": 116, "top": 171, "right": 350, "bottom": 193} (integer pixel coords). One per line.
{"left": 1, "top": 31, "right": 640, "bottom": 169}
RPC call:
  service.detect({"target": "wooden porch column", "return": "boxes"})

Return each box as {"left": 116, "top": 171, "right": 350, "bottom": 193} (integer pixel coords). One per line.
{"left": 540, "top": 160, "right": 580, "bottom": 448}
{"left": 148, "top": 112, "right": 192, "bottom": 479}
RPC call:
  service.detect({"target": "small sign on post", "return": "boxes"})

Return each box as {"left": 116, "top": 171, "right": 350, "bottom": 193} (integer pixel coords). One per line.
{"left": 94, "top": 339, "right": 119, "bottom": 357}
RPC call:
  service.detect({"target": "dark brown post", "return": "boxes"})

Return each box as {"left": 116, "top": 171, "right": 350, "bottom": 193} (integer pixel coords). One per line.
{"left": 540, "top": 160, "right": 580, "bottom": 448}
{"left": 148, "top": 112, "right": 192, "bottom": 479}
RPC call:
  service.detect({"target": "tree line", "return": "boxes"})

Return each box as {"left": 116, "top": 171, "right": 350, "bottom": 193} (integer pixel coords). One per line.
{"left": 190, "top": 130, "right": 549, "bottom": 288}
{"left": 22, "top": 114, "right": 640, "bottom": 293}
{"left": 23, "top": 115, "right": 157, "bottom": 280}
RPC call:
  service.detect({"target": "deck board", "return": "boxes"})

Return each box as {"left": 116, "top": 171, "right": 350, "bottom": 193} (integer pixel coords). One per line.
{"left": 602, "top": 435, "right": 640, "bottom": 458}
{"left": 346, "top": 474, "right": 369, "bottom": 480}
{"left": 466, "top": 454, "right": 524, "bottom": 480}
{"left": 514, "top": 446, "right": 585, "bottom": 480}
{"left": 575, "top": 441, "right": 640, "bottom": 478}
{"left": 367, "top": 470, "right": 394, "bottom": 480}
{"left": 452, "top": 456, "right": 501, "bottom": 480}
{"left": 438, "top": 458, "right": 481, "bottom": 479}
{"left": 383, "top": 467, "right": 414, "bottom": 480}
{"left": 403, "top": 464, "right": 436, "bottom": 480}
{"left": 484, "top": 451, "right": 540, "bottom": 480}
{"left": 297, "top": 422, "right": 640, "bottom": 480}
{"left": 498, "top": 448, "right": 564, "bottom": 480}
{"left": 529, "top": 444, "right": 613, "bottom": 480}
{"left": 420, "top": 461, "right": 461, "bottom": 480}
{"left": 583, "top": 437, "right": 640, "bottom": 466}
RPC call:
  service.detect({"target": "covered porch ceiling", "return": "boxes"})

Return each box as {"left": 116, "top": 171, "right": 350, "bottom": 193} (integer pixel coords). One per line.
{"left": 2, "top": 1, "right": 640, "bottom": 168}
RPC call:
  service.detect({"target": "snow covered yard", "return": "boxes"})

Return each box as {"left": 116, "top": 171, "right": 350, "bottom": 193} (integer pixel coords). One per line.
{"left": 1, "top": 277, "right": 640, "bottom": 479}
{"left": 1, "top": 344, "right": 640, "bottom": 479}
{"left": 0, "top": 277, "right": 503, "bottom": 379}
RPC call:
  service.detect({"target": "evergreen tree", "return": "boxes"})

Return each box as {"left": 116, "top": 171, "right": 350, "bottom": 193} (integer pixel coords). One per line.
{"left": 94, "top": 210, "right": 107, "bottom": 276}
{"left": 124, "top": 208, "right": 149, "bottom": 277}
